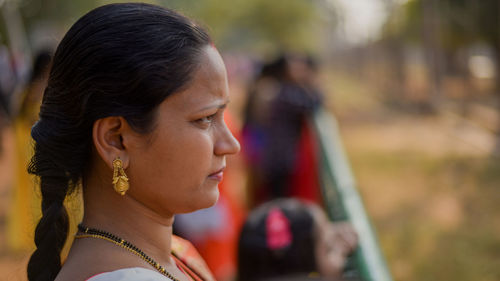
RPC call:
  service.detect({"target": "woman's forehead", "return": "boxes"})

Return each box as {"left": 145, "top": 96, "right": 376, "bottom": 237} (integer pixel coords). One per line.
{"left": 198, "top": 46, "right": 227, "bottom": 78}
{"left": 160, "top": 47, "right": 229, "bottom": 112}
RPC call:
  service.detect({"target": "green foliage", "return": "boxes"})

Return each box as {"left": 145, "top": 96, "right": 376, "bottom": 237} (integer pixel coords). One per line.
{"left": 382, "top": 0, "right": 421, "bottom": 43}
{"left": 162, "top": 0, "right": 324, "bottom": 54}
{"left": 11, "top": 0, "right": 326, "bottom": 55}
{"left": 383, "top": 0, "right": 499, "bottom": 49}
{"left": 19, "top": 0, "right": 100, "bottom": 28}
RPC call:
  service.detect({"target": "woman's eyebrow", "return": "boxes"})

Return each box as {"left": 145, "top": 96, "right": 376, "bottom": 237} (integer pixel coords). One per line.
{"left": 195, "top": 100, "right": 230, "bottom": 113}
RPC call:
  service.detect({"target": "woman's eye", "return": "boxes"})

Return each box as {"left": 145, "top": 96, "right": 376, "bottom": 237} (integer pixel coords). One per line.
{"left": 197, "top": 113, "right": 217, "bottom": 125}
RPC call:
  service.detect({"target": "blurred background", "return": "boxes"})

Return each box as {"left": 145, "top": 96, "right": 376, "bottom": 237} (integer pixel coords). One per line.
{"left": 0, "top": 0, "right": 499, "bottom": 280}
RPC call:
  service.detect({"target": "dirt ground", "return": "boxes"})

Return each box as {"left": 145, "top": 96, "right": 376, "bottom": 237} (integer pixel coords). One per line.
{"left": 330, "top": 72, "right": 500, "bottom": 280}
{"left": 341, "top": 110, "right": 500, "bottom": 281}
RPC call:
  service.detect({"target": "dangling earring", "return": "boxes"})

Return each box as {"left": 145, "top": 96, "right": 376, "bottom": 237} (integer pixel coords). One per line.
{"left": 112, "top": 157, "right": 129, "bottom": 196}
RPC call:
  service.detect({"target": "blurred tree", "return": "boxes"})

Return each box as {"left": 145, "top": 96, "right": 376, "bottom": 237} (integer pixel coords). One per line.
{"left": 5, "top": 0, "right": 329, "bottom": 58}
{"left": 420, "top": 0, "right": 444, "bottom": 107}
{"left": 166, "top": 0, "right": 325, "bottom": 55}
{"left": 382, "top": 0, "right": 499, "bottom": 109}
{"left": 18, "top": 0, "right": 100, "bottom": 29}
{"left": 379, "top": 0, "right": 408, "bottom": 103}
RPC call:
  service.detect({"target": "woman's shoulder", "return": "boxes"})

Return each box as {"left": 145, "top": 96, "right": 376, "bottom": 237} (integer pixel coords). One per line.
{"left": 86, "top": 267, "right": 173, "bottom": 281}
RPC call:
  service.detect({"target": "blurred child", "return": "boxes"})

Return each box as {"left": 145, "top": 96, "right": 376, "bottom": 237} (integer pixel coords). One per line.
{"left": 238, "top": 198, "right": 358, "bottom": 281}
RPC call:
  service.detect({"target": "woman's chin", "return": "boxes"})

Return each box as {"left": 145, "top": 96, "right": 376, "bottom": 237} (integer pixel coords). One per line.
{"left": 182, "top": 187, "right": 219, "bottom": 214}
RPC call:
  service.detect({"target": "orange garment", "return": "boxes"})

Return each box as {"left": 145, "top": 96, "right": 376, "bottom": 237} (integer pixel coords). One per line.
{"left": 187, "top": 113, "right": 247, "bottom": 281}
{"left": 171, "top": 235, "right": 216, "bottom": 281}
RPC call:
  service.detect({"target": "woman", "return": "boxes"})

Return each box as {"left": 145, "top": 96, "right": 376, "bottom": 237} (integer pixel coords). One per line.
{"left": 242, "top": 54, "right": 323, "bottom": 207}
{"left": 8, "top": 50, "right": 52, "bottom": 251}
{"left": 26, "top": 3, "right": 240, "bottom": 281}
{"left": 237, "top": 199, "right": 358, "bottom": 281}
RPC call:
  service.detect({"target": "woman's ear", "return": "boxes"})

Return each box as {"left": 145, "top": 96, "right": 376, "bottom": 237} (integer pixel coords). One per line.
{"left": 92, "top": 116, "right": 130, "bottom": 169}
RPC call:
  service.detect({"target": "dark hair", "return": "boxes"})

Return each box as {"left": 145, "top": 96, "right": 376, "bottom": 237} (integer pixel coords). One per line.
{"left": 237, "top": 199, "right": 317, "bottom": 281}
{"left": 18, "top": 50, "right": 53, "bottom": 118}
{"left": 26, "top": 3, "right": 211, "bottom": 281}
{"left": 260, "top": 55, "right": 288, "bottom": 80}
{"left": 30, "top": 49, "right": 52, "bottom": 83}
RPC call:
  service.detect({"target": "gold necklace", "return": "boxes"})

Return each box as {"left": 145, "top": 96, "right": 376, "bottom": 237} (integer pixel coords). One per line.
{"left": 75, "top": 224, "right": 180, "bottom": 281}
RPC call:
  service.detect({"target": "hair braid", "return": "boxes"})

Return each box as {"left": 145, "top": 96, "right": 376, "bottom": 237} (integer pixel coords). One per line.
{"left": 27, "top": 143, "right": 72, "bottom": 281}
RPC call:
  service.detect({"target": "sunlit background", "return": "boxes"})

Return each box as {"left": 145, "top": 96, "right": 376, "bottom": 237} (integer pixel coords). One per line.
{"left": 0, "top": 0, "right": 499, "bottom": 280}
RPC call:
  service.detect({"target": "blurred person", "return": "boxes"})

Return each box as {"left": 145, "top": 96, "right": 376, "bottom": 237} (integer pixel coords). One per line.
{"left": 0, "top": 44, "right": 18, "bottom": 154}
{"left": 242, "top": 56, "right": 288, "bottom": 205}
{"left": 24, "top": 3, "right": 240, "bottom": 281}
{"left": 7, "top": 49, "right": 53, "bottom": 251}
{"left": 237, "top": 198, "right": 358, "bottom": 281}
{"left": 242, "top": 54, "right": 323, "bottom": 206}
{"left": 15, "top": 50, "right": 52, "bottom": 121}
{"left": 283, "top": 55, "right": 324, "bottom": 203}
{"left": 0, "top": 44, "right": 18, "bottom": 116}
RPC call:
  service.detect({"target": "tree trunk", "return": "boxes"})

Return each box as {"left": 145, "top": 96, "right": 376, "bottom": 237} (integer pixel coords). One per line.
{"left": 494, "top": 2, "right": 500, "bottom": 156}
{"left": 385, "top": 36, "right": 406, "bottom": 103}
{"left": 421, "top": 0, "right": 443, "bottom": 112}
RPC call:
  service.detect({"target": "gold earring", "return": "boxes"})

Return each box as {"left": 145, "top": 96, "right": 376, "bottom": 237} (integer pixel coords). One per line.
{"left": 112, "top": 157, "right": 129, "bottom": 196}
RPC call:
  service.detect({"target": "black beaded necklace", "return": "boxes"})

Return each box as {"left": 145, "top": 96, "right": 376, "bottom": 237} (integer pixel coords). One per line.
{"left": 75, "top": 224, "right": 180, "bottom": 281}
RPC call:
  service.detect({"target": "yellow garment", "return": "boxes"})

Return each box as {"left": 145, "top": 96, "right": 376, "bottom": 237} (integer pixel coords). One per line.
{"left": 7, "top": 89, "right": 83, "bottom": 256}
{"left": 7, "top": 117, "right": 39, "bottom": 251}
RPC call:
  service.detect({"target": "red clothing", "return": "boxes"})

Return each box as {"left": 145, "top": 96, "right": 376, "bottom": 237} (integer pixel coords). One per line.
{"left": 289, "top": 121, "right": 322, "bottom": 204}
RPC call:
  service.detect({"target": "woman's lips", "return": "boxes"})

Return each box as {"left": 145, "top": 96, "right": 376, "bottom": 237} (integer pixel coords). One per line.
{"left": 208, "top": 167, "right": 225, "bottom": 181}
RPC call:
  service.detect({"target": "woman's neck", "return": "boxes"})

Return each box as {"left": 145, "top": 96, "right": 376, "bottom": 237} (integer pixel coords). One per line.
{"left": 82, "top": 174, "right": 174, "bottom": 264}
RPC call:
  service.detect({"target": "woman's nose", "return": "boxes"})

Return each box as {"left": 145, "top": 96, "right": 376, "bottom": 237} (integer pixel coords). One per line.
{"left": 214, "top": 122, "right": 240, "bottom": 156}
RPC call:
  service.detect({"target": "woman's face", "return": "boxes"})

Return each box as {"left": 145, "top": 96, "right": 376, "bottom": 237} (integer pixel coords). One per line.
{"left": 126, "top": 45, "right": 240, "bottom": 216}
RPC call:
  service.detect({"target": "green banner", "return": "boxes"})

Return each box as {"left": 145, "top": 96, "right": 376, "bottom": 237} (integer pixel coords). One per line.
{"left": 313, "top": 108, "right": 392, "bottom": 281}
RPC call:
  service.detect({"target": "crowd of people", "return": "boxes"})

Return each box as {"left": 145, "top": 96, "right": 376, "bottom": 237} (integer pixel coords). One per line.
{"left": 2, "top": 3, "right": 359, "bottom": 281}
